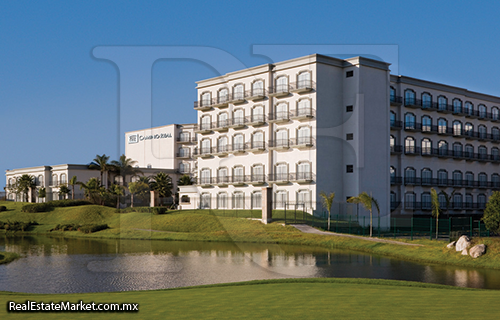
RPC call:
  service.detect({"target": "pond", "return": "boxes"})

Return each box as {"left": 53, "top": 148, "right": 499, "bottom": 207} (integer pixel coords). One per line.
{"left": 1, "top": 235, "right": 500, "bottom": 293}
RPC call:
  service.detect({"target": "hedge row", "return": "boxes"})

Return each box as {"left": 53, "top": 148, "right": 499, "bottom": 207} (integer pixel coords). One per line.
{"left": 0, "top": 220, "right": 39, "bottom": 232}
{"left": 21, "top": 200, "right": 92, "bottom": 213}
{"left": 50, "top": 223, "right": 109, "bottom": 234}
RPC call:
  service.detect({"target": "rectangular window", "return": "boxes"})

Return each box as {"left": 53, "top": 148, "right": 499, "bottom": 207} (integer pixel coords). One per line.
{"left": 346, "top": 133, "right": 353, "bottom": 140}
{"left": 346, "top": 165, "right": 353, "bottom": 173}
{"left": 346, "top": 71, "right": 354, "bottom": 78}
{"left": 346, "top": 105, "right": 353, "bottom": 112}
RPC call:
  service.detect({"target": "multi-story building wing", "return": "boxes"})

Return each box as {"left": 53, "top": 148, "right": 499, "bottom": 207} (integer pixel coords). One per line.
{"left": 190, "top": 54, "right": 391, "bottom": 219}
{"left": 390, "top": 76, "right": 500, "bottom": 216}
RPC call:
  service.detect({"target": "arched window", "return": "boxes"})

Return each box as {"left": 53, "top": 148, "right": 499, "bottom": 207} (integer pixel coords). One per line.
{"left": 179, "top": 147, "right": 190, "bottom": 158}
{"left": 465, "top": 122, "right": 473, "bottom": 137}
{"left": 252, "top": 164, "right": 264, "bottom": 181}
{"left": 217, "top": 192, "right": 228, "bottom": 209}
{"left": 233, "top": 134, "right": 245, "bottom": 151}
{"left": 390, "top": 166, "right": 396, "bottom": 183}
{"left": 201, "top": 115, "right": 211, "bottom": 130}
{"left": 438, "top": 96, "right": 448, "bottom": 111}
{"left": 252, "top": 80, "right": 264, "bottom": 96}
{"left": 405, "top": 89, "right": 416, "bottom": 105}
{"left": 453, "top": 170, "right": 463, "bottom": 187}
{"left": 493, "top": 107, "right": 499, "bottom": 121}
{"left": 218, "top": 136, "right": 228, "bottom": 153}
{"left": 492, "top": 147, "right": 500, "bottom": 160}
{"left": 201, "top": 193, "right": 211, "bottom": 209}
{"left": 422, "top": 116, "right": 432, "bottom": 132}
{"left": 37, "top": 175, "right": 44, "bottom": 186}
{"left": 218, "top": 88, "right": 229, "bottom": 103}
{"left": 421, "top": 168, "right": 432, "bottom": 185}
{"left": 297, "top": 98, "right": 312, "bottom": 117}
{"left": 201, "top": 138, "right": 211, "bottom": 154}
{"left": 422, "top": 93, "right": 432, "bottom": 108}
{"left": 218, "top": 112, "right": 229, "bottom": 128}
{"left": 492, "top": 174, "right": 500, "bottom": 188}
{"left": 453, "top": 120, "right": 462, "bottom": 136}
{"left": 201, "top": 92, "right": 211, "bottom": 107}
{"left": 390, "top": 111, "right": 396, "bottom": 127}
{"left": 252, "top": 105, "right": 264, "bottom": 122}
{"left": 233, "top": 109, "right": 245, "bottom": 126}
{"left": 479, "top": 125, "right": 487, "bottom": 139}
{"left": 465, "top": 101, "right": 473, "bottom": 115}
{"left": 276, "top": 76, "right": 288, "bottom": 93}
{"left": 405, "top": 137, "right": 415, "bottom": 154}
{"left": 51, "top": 174, "right": 58, "bottom": 186}
{"left": 179, "top": 162, "right": 190, "bottom": 173}
{"left": 297, "top": 71, "right": 311, "bottom": 89}
{"left": 275, "top": 163, "right": 288, "bottom": 181}
{"left": 421, "top": 138, "right": 431, "bottom": 155}
{"left": 453, "top": 142, "right": 463, "bottom": 157}
{"left": 297, "top": 161, "right": 311, "bottom": 180}
{"left": 438, "top": 169, "right": 448, "bottom": 185}
{"left": 465, "top": 172, "right": 474, "bottom": 187}
{"left": 453, "top": 193, "right": 463, "bottom": 209}
{"left": 252, "top": 131, "right": 264, "bottom": 148}
{"left": 275, "top": 102, "right": 289, "bottom": 120}
{"left": 405, "top": 192, "right": 416, "bottom": 209}
{"left": 233, "top": 84, "right": 245, "bottom": 100}
{"left": 493, "top": 127, "right": 500, "bottom": 141}
{"left": 404, "top": 167, "right": 416, "bottom": 184}
{"left": 438, "top": 140, "right": 448, "bottom": 156}
{"left": 465, "top": 194, "right": 473, "bottom": 208}
{"left": 478, "top": 173, "right": 487, "bottom": 187}
{"left": 453, "top": 99, "right": 462, "bottom": 113}
{"left": 297, "top": 126, "right": 311, "bottom": 144}
{"left": 404, "top": 113, "right": 416, "bottom": 130}
{"left": 479, "top": 104, "right": 487, "bottom": 118}
{"left": 478, "top": 145, "right": 487, "bottom": 160}
{"left": 478, "top": 194, "right": 487, "bottom": 208}
{"left": 465, "top": 144, "right": 474, "bottom": 158}
{"left": 422, "top": 192, "right": 431, "bottom": 210}
{"left": 276, "top": 128, "right": 288, "bottom": 147}
{"left": 438, "top": 118, "right": 448, "bottom": 134}
{"left": 252, "top": 191, "right": 262, "bottom": 209}
{"left": 217, "top": 167, "right": 228, "bottom": 184}
{"left": 390, "top": 87, "right": 396, "bottom": 102}
{"left": 275, "top": 190, "right": 287, "bottom": 209}
{"left": 233, "top": 166, "right": 244, "bottom": 183}
{"left": 200, "top": 169, "right": 211, "bottom": 185}
{"left": 438, "top": 193, "right": 447, "bottom": 209}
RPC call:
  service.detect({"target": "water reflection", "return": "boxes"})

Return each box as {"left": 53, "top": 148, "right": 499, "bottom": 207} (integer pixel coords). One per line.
{"left": 1, "top": 235, "right": 500, "bottom": 293}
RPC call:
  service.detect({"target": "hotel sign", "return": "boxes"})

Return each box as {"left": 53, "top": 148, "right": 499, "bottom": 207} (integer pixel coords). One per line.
{"left": 128, "top": 133, "right": 172, "bottom": 144}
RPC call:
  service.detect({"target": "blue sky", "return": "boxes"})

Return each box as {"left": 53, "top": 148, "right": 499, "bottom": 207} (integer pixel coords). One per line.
{"left": 2, "top": 0, "right": 500, "bottom": 189}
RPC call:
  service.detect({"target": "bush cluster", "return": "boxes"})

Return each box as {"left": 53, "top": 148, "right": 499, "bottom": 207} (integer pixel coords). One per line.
{"left": 0, "top": 206, "right": 7, "bottom": 212}
{"left": 21, "top": 200, "right": 92, "bottom": 213}
{"left": 152, "top": 207, "right": 168, "bottom": 215}
{"left": 0, "top": 220, "right": 38, "bottom": 232}
{"left": 50, "top": 223, "right": 109, "bottom": 234}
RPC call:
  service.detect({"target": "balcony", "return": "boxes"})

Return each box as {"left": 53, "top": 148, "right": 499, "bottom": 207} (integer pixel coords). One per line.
{"left": 229, "top": 116, "right": 248, "bottom": 129}
{"left": 268, "top": 84, "right": 290, "bottom": 98}
{"left": 215, "top": 176, "right": 230, "bottom": 187}
{"left": 199, "top": 177, "right": 213, "bottom": 188}
{"left": 194, "top": 124, "right": 213, "bottom": 135}
{"left": 246, "top": 89, "right": 266, "bottom": 101}
{"left": 193, "top": 147, "right": 214, "bottom": 159}
{"left": 290, "top": 108, "right": 315, "bottom": 121}
{"left": 248, "top": 114, "right": 266, "bottom": 127}
{"left": 231, "top": 175, "right": 246, "bottom": 186}
{"left": 269, "top": 173, "right": 291, "bottom": 185}
{"left": 249, "top": 174, "right": 266, "bottom": 185}
{"left": 212, "top": 95, "right": 230, "bottom": 109}
{"left": 177, "top": 137, "right": 196, "bottom": 144}
{"left": 194, "top": 100, "right": 213, "bottom": 111}
{"left": 228, "top": 143, "right": 248, "bottom": 154}
{"left": 390, "top": 145, "right": 402, "bottom": 154}
{"left": 269, "top": 139, "right": 291, "bottom": 151}
{"left": 268, "top": 111, "right": 290, "bottom": 123}
{"left": 390, "top": 96, "right": 402, "bottom": 106}
{"left": 390, "top": 176, "right": 402, "bottom": 185}
{"left": 229, "top": 92, "right": 246, "bottom": 105}
{"left": 390, "top": 120, "right": 402, "bottom": 130}
{"left": 291, "top": 172, "right": 315, "bottom": 184}
{"left": 176, "top": 151, "right": 191, "bottom": 159}
{"left": 213, "top": 120, "right": 230, "bottom": 132}
{"left": 246, "top": 141, "right": 266, "bottom": 153}
{"left": 290, "top": 137, "right": 315, "bottom": 149}
{"left": 290, "top": 80, "right": 314, "bottom": 94}
{"left": 214, "top": 145, "right": 229, "bottom": 157}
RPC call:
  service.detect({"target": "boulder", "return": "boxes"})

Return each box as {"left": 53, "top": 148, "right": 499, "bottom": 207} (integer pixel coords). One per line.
{"left": 469, "top": 244, "right": 486, "bottom": 259}
{"left": 446, "top": 241, "right": 456, "bottom": 249}
{"left": 461, "top": 249, "right": 468, "bottom": 255}
{"left": 456, "top": 235, "right": 471, "bottom": 252}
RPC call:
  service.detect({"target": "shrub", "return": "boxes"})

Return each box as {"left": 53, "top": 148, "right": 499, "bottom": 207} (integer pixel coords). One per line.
{"left": 21, "top": 203, "right": 52, "bottom": 213}
{"left": 0, "top": 206, "right": 6, "bottom": 212}
{"left": 118, "top": 207, "right": 152, "bottom": 213}
{"left": 50, "top": 224, "right": 79, "bottom": 232}
{"left": 78, "top": 224, "right": 109, "bottom": 234}
{"left": 152, "top": 207, "right": 168, "bottom": 215}
{"left": 46, "top": 200, "right": 91, "bottom": 208}
{"left": 0, "top": 220, "right": 38, "bottom": 232}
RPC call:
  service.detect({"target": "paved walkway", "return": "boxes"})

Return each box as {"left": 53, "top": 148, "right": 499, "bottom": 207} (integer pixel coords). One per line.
{"left": 291, "top": 224, "right": 422, "bottom": 246}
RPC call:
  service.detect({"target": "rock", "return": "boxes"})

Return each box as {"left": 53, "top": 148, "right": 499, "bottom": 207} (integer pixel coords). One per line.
{"left": 461, "top": 249, "right": 468, "bottom": 255}
{"left": 469, "top": 244, "right": 486, "bottom": 258}
{"left": 456, "top": 235, "right": 471, "bottom": 252}
{"left": 446, "top": 241, "right": 456, "bottom": 249}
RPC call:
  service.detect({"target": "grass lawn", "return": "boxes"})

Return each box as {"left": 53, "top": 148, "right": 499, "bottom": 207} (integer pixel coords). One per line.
{"left": 1, "top": 201, "right": 500, "bottom": 270}
{"left": 0, "top": 278, "right": 499, "bottom": 319}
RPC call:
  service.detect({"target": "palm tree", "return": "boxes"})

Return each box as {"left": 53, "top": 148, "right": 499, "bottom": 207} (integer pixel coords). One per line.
{"left": 110, "top": 155, "right": 142, "bottom": 186}
{"left": 109, "top": 184, "right": 124, "bottom": 209}
{"left": 128, "top": 181, "right": 150, "bottom": 207}
{"left": 319, "top": 191, "right": 335, "bottom": 231}
{"left": 150, "top": 172, "right": 173, "bottom": 205}
{"left": 431, "top": 188, "right": 440, "bottom": 240}
{"left": 89, "top": 154, "right": 111, "bottom": 186}
{"left": 78, "top": 177, "right": 105, "bottom": 204}
{"left": 347, "top": 192, "right": 380, "bottom": 237}
{"left": 68, "top": 176, "right": 78, "bottom": 200}
{"left": 178, "top": 174, "right": 194, "bottom": 186}
{"left": 58, "top": 185, "right": 70, "bottom": 200}
{"left": 16, "top": 174, "right": 35, "bottom": 202}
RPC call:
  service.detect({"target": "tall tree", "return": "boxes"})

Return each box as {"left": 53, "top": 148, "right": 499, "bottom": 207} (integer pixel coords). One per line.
{"left": 178, "top": 174, "right": 194, "bottom": 186}
{"left": 68, "top": 176, "right": 78, "bottom": 200}
{"left": 128, "top": 181, "right": 150, "bottom": 207}
{"left": 89, "top": 154, "right": 111, "bottom": 186}
{"left": 58, "top": 185, "right": 70, "bottom": 200}
{"left": 319, "top": 191, "right": 335, "bottom": 231}
{"left": 78, "top": 177, "right": 105, "bottom": 204}
{"left": 110, "top": 155, "right": 142, "bottom": 186}
{"left": 150, "top": 172, "right": 173, "bottom": 205}
{"left": 431, "top": 188, "right": 440, "bottom": 239}
{"left": 109, "top": 184, "right": 124, "bottom": 209}
{"left": 16, "top": 174, "right": 35, "bottom": 202}
{"left": 347, "top": 192, "right": 380, "bottom": 237}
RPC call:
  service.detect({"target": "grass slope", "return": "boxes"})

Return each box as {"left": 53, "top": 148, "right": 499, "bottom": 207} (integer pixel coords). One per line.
{"left": 1, "top": 201, "right": 500, "bottom": 270}
{"left": 1, "top": 278, "right": 499, "bottom": 319}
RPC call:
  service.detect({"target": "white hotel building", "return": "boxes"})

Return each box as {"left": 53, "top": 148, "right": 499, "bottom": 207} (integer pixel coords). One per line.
{"left": 7, "top": 54, "right": 500, "bottom": 218}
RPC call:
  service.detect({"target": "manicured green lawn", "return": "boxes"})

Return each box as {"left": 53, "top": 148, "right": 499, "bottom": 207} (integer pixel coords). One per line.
{"left": 0, "top": 278, "right": 499, "bottom": 319}
{"left": 1, "top": 201, "right": 500, "bottom": 270}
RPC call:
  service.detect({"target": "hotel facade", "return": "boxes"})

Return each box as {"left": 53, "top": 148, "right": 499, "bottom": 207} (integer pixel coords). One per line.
{"left": 7, "top": 54, "right": 500, "bottom": 218}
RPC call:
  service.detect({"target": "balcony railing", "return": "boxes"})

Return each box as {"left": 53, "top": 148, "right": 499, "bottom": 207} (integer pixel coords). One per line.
{"left": 290, "top": 80, "right": 315, "bottom": 93}
{"left": 246, "top": 88, "right": 267, "bottom": 101}
{"left": 177, "top": 136, "right": 196, "bottom": 144}
{"left": 390, "top": 96, "right": 403, "bottom": 105}
{"left": 290, "top": 108, "right": 315, "bottom": 120}
{"left": 393, "top": 176, "right": 500, "bottom": 189}
{"left": 268, "top": 84, "right": 290, "bottom": 97}
{"left": 269, "top": 111, "right": 290, "bottom": 122}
